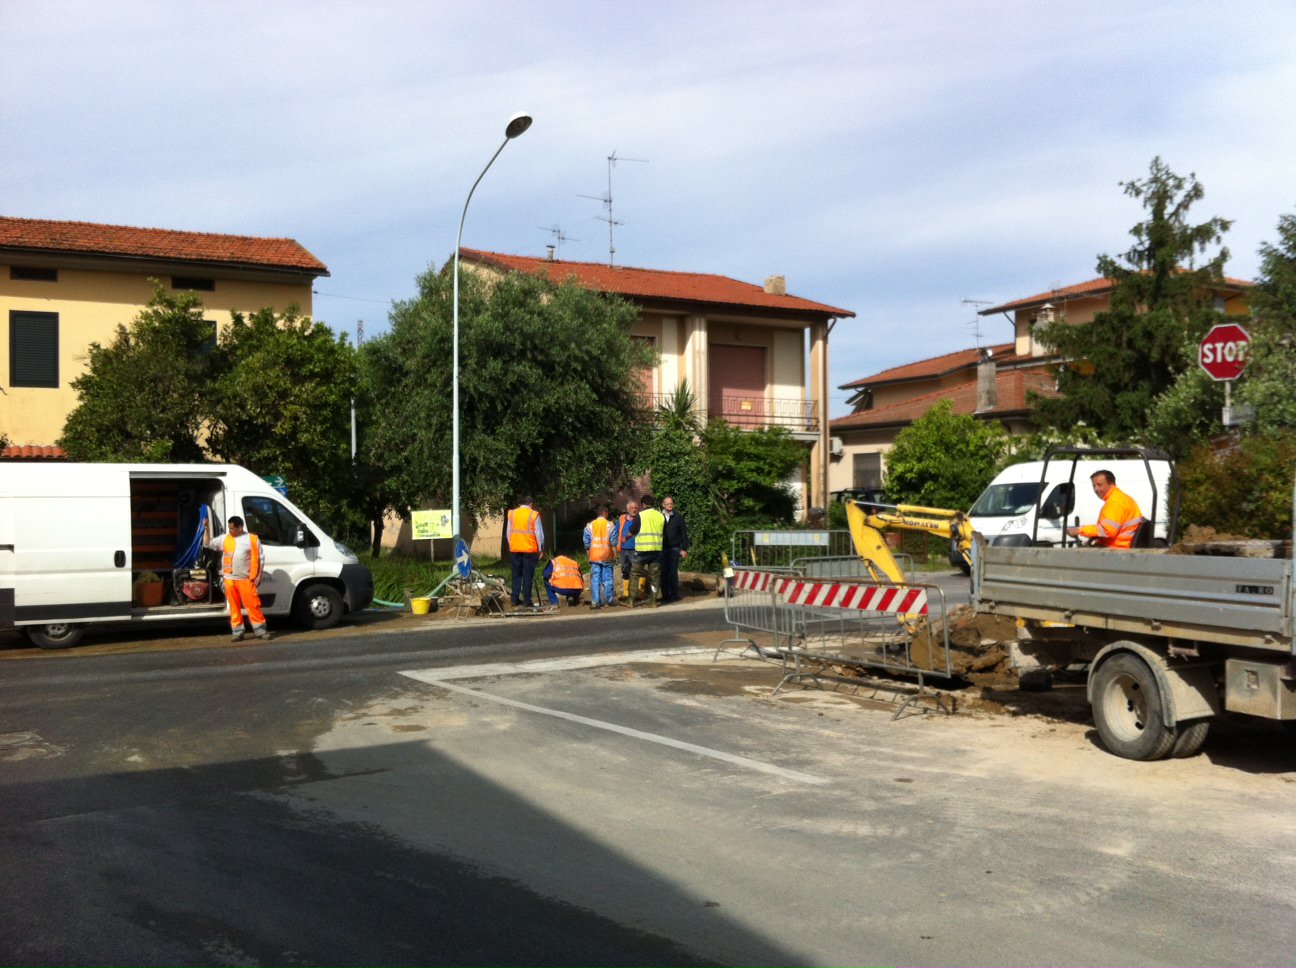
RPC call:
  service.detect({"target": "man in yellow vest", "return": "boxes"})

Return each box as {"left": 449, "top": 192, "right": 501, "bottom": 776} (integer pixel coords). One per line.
{"left": 507, "top": 496, "right": 544, "bottom": 609}
{"left": 207, "top": 515, "right": 270, "bottom": 642}
{"left": 627, "top": 493, "right": 666, "bottom": 607}
{"left": 543, "top": 554, "right": 585, "bottom": 607}
{"left": 583, "top": 503, "right": 618, "bottom": 608}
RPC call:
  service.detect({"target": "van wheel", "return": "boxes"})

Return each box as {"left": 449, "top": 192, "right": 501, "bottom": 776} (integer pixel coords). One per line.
{"left": 26, "top": 623, "right": 85, "bottom": 650}
{"left": 294, "top": 583, "right": 343, "bottom": 630}
{"left": 1091, "top": 653, "right": 1178, "bottom": 760}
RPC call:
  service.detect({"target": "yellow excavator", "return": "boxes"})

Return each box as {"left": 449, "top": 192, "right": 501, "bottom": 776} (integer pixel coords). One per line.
{"left": 845, "top": 499, "right": 976, "bottom": 582}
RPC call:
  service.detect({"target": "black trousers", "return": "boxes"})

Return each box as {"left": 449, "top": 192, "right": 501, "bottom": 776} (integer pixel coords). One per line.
{"left": 661, "top": 547, "right": 682, "bottom": 601}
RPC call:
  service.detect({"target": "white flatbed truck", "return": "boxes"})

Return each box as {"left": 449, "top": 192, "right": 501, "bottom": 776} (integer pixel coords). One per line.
{"left": 972, "top": 495, "right": 1294, "bottom": 759}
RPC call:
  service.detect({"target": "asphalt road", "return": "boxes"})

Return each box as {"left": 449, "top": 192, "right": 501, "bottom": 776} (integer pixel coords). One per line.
{"left": 3, "top": 582, "right": 1294, "bottom": 966}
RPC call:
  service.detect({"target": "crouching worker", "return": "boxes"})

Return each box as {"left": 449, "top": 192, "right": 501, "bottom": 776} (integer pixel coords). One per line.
{"left": 208, "top": 515, "right": 271, "bottom": 642}
{"left": 544, "top": 554, "right": 585, "bottom": 607}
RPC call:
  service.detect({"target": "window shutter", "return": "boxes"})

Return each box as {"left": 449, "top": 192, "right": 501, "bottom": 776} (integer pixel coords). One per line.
{"left": 9, "top": 311, "right": 59, "bottom": 388}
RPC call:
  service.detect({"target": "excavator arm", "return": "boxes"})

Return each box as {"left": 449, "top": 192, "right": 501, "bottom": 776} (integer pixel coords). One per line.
{"left": 845, "top": 500, "right": 975, "bottom": 580}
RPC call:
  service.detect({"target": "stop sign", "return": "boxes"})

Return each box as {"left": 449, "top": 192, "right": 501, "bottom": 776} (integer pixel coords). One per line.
{"left": 1199, "top": 323, "right": 1251, "bottom": 381}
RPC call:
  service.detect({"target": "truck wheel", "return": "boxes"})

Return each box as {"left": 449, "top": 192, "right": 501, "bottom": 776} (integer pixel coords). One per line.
{"left": 1091, "top": 653, "right": 1178, "bottom": 760}
{"left": 26, "top": 623, "right": 85, "bottom": 650}
{"left": 1170, "top": 720, "right": 1211, "bottom": 758}
{"left": 294, "top": 583, "right": 343, "bottom": 630}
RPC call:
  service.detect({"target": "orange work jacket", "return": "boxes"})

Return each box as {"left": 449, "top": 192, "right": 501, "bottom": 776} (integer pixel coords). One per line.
{"left": 1079, "top": 486, "right": 1144, "bottom": 549}
{"left": 508, "top": 506, "right": 540, "bottom": 554}
{"left": 586, "top": 517, "right": 616, "bottom": 562}
{"left": 549, "top": 555, "right": 583, "bottom": 591}
{"left": 221, "top": 533, "right": 263, "bottom": 582}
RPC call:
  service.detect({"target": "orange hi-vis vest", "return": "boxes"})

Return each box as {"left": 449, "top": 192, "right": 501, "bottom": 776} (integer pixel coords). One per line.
{"left": 1080, "top": 486, "right": 1144, "bottom": 549}
{"left": 587, "top": 517, "right": 616, "bottom": 562}
{"left": 508, "top": 506, "right": 540, "bottom": 554}
{"left": 221, "top": 532, "right": 262, "bottom": 581}
{"left": 550, "top": 556, "right": 583, "bottom": 590}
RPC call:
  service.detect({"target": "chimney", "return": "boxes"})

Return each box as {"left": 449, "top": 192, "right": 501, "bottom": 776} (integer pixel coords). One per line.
{"left": 976, "top": 347, "right": 997, "bottom": 413}
{"left": 545, "top": 245, "right": 556, "bottom": 261}
{"left": 763, "top": 275, "right": 786, "bottom": 296}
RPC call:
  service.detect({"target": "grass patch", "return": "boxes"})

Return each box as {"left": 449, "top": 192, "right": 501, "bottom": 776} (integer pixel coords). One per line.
{"left": 367, "top": 551, "right": 510, "bottom": 603}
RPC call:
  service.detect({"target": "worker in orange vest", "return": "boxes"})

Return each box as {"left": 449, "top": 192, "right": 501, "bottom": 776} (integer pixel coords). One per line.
{"left": 1066, "top": 470, "right": 1145, "bottom": 549}
{"left": 207, "top": 515, "right": 270, "bottom": 642}
{"left": 507, "top": 496, "right": 544, "bottom": 609}
{"left": 543, "top": 554, "right": 585, "bottom": 607}
{"left": 583, "top": 503, "right": 618, "bottom": 608}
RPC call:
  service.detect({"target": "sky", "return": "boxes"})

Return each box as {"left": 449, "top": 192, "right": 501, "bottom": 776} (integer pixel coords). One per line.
{"left": 6, "top": 1, "right": 1296, "bottom": 417}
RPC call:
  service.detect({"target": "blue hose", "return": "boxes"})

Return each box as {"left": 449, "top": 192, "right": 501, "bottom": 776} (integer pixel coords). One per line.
{"left": 174, "top": 504, "right": 210, "bottom": 568}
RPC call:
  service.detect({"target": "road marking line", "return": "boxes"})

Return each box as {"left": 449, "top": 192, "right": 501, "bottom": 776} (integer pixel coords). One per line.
{"left": 400, "top": 647, "right": 713, "bottom": 683}
{"left": 398, "top": 657, "right": 830, "bottom": 787}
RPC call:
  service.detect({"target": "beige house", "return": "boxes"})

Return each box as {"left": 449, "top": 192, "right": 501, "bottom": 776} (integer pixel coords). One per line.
{"left": 828, "top": 274, "right": 1252, "bottom": 495}
{"left": 1, "top": 216, "right": 329, "bottom": 449}
{"left": 461, "top": 248, "right": 854, "bottom": 516}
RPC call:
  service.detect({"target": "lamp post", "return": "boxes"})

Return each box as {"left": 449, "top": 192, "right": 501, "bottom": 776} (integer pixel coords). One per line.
{"left": 451, "top": 111, "right": 532, "bottom": 547}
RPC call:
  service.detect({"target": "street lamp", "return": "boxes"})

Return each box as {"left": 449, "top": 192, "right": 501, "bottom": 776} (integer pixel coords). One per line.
{"left": 451, "top": 111, "right": 532, "bottom": 547}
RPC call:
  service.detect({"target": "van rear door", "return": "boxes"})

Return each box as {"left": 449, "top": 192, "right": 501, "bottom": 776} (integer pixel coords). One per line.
{"left": 12, "top": 464, "right": 133, "bottom": 625}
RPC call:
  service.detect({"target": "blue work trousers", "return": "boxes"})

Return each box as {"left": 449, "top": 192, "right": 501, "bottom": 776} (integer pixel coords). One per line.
{"left": 589, "top": 560, "right": 616, "bottom": 605}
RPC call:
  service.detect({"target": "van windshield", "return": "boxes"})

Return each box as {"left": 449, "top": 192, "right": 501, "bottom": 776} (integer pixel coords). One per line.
{"left": 969, "top": 482, "right": 1045, "bottom": 517}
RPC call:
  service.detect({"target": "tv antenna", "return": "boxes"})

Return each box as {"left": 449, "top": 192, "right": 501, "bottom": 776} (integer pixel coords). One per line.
{"left": 538, "top": 225, "right": 579, "bottom": 260}
{"left": 579, "top": 149, "right": 648, "bottom": 266}
{"left": 961, "top": 297, "right": 993, "bottom": 346}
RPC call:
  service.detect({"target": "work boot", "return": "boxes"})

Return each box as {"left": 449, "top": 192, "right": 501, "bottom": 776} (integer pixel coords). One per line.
{"left": 231, "top": 630, "right": 245, "bottom": 642}
{"left": 254, "top": 629, "right": 272, "bottom": 641}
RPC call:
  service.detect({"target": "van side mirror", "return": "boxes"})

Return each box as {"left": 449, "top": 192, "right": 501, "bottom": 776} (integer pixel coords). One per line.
{"left": 295, "top": 526, "right": 310, "bottom": 548}
{"left": 1039, "top": 483, "right": 1074, "bottom": 519}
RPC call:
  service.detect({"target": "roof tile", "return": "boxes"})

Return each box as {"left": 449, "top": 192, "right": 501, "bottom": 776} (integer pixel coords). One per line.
{"left": 840, "top": 342, "right": 1020, "bottom": 390}
{"left": 0, "top": 444, "right": 68, "bottom": 460}
{"left": 980, "top": 274, "right": 1251, "bottom": 316}
{"left": 461, "top": 248, "right": 854, "bottom": 318}
{"left": 0, "top": 216, "right": 328, "bottom": 275}
{"left": 831, "top": 365, "right": 1057, "bottom": 430}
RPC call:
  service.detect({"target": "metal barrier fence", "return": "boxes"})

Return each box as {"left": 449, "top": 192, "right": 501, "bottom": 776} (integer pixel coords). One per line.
{"left": 731, "top": 530, "right": 857, "bottom": 570}
{"left": 723, "top": 565, "right": 953, "bottom": 717}
{"left": 721, "top": 566, "right": 802, "bottom": 654}
{"left": 789, "top": 553, "right": 915, "bottom": 581}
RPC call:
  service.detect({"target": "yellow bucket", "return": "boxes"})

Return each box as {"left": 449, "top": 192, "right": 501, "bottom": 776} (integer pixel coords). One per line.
{"left": 411, "top": 597, "right": 433, "bottom": 616}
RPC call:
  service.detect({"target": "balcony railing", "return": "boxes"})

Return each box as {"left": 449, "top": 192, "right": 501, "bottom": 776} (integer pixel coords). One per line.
{"left": 637, "top": 392, "right": 819, "bottom": 432}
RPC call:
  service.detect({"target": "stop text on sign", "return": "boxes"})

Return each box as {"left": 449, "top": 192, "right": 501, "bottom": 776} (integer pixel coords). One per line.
{"left": 1198, "top": 323, "right": 1251, "bottom": 381}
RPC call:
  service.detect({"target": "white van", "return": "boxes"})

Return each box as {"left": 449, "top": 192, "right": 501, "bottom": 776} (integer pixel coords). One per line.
{"left": 968, "top": 450, "right": 1176, "bottom": 548}
{"left": 0, "top": 462, "right": 373, "bottom": 648}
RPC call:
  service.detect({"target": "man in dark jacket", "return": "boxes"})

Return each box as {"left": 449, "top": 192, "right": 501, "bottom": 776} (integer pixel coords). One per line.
{"left": 660, "top": 494, "right": 690, "bottom": 604}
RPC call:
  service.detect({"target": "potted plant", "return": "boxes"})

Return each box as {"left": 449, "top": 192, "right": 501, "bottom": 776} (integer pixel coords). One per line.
{"left": 132, "top": 571, "right": 165, "bottom": 608}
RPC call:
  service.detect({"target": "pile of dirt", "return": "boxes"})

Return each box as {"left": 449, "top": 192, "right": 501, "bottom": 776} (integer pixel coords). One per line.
{"left": 908, "top": 605, "right": 1016, "bottom": 678}
{"left": 1166, "top": 524, "right": 1290, "bottom": 558}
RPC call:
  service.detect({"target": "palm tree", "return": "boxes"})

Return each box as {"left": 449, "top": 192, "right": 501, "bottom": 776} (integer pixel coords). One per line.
{"left": 655, "top": 379, "right": 702, "bottom": 435}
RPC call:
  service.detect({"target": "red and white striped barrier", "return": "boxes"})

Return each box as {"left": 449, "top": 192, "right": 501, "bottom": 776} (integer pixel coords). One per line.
{"left": 775, "top": 578, "right": 926, "bottom": 615}
{"left": 731, "top": 569, "right": 781, "bottom": 592}
{"left": 731, "top": 570, "right": 927, "bottom": 615}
